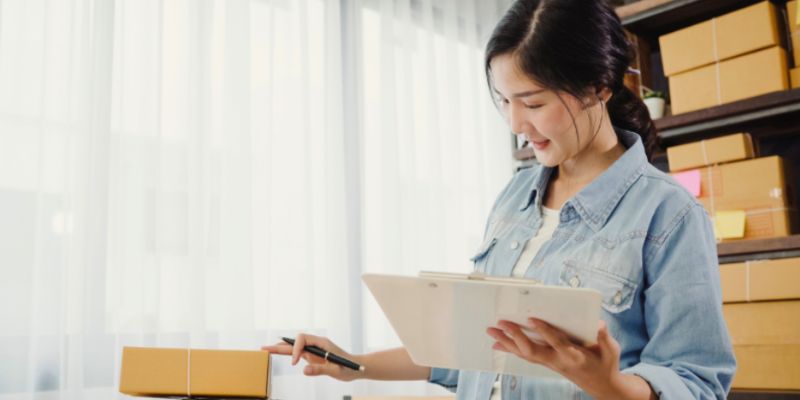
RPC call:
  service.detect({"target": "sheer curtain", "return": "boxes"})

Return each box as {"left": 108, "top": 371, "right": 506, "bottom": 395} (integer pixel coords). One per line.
{"left": 0, "top": 0, "right": 511, "bottom": 399}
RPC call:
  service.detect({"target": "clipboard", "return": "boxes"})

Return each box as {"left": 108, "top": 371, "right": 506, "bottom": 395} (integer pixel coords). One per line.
{"left": 362, "top": 271, "right": 602, "bottom": 379}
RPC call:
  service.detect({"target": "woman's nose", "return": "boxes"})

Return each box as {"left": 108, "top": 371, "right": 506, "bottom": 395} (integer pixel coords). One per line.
{"left": 508, "top": 103, "right": 527, "bottom": 136}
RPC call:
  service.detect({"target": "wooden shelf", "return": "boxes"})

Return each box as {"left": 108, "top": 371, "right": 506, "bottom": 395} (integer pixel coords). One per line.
{"left": 729, "top": 390, "right": 800, "bottom": 400}
{"left": 654, "top": 89, "right": 800, "bottom": 146}
{"left": 718, "top": 235, "right": 800, "bottom": 264}
{"left": 618, "top": 0, "right": 767, "bottom": 36}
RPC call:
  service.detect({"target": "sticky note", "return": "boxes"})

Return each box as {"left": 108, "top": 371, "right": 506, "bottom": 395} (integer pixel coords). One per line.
{"left": 673, "top": 170, "right": 701, "bottom": 197}
{"left": 714, "top": 211, "right": 746, "bottom": 240}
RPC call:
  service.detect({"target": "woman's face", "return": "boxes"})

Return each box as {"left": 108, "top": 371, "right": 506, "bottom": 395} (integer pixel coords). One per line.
{"left": 490, "top": 53, "right": 603, "bottom": 167}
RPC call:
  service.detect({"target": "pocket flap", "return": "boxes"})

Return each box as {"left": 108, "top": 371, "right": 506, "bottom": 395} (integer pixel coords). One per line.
{"left": 561, "top": 261, "right": 638, "bottom": 313}
{"left": 470, "top": 238, "right": 497, "bottom": 262}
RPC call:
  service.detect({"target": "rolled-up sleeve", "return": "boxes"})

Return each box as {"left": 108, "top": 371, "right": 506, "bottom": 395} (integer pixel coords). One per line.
{"left": 623, "top": 204, "right": 736, "bottom": 399}
{"left": 428, "top": 367, "right": 459, "bottom": 392}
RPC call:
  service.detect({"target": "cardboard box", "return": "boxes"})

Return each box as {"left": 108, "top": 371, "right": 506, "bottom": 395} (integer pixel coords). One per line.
{"left": 119, "top": 347, "right": 271, "bottom": 398}
{"left": 660, "top": 1, "right": 779, "bottom": 76}
{"left": 792, "top": 67, "right": 800, "bottom": 89}
{"left": 688, "top": 156, "right": 793, "bottom": 240}
{"left": 723, "top": 301, "right": 800, "bottom": 345}
{"left": 666, "top": 133, "right": 754, "bottom": 172}
{"left": 732, "top": 344, "right": 800, "bottom": 390}
{"left": 704, "top": 206, "right": 793, "bottom": 240}
{"left": 669, "top": 46, "right": 788, "bottom": 114}
{"left": 693, "top": 156, "right": 788, "bottom": 210}
{"left": 789, "top": 0, "right": 800, "bottom": 66}
{"left": 721, "top": 257, "right": 800, "bottom": 303}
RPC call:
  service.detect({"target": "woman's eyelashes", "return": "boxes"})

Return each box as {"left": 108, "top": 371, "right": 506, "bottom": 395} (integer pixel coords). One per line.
{"left": 524, "top": 103, "right": 542, "bottom": 110}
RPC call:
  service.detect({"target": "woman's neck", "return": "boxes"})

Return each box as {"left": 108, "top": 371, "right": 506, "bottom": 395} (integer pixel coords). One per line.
{"left": 543, "top": 122, "right": 626, "bottom": 209}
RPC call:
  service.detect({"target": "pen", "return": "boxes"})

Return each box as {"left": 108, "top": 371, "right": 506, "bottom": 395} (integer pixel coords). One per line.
{"left": 281, "top": 337, "right": 366, "bottom": 372}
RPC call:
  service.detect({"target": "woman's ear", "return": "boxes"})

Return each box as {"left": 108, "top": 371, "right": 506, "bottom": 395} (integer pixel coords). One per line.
{"left": 596, "top": 87, "right": 612, "bottom": 103}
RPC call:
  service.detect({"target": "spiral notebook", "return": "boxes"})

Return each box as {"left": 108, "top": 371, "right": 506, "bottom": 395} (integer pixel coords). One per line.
{"left": 362, "top": 271, "right": 602, "bottom": 379}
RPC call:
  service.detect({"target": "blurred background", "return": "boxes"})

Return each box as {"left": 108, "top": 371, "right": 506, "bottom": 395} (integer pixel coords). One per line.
{"left": 0, "top": 0, "right": 514, "bottom": 398}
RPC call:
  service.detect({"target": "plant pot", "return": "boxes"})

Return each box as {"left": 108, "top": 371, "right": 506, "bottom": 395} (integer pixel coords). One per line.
{"left": 643, "top": 97, "right": 665, "bottom": 119}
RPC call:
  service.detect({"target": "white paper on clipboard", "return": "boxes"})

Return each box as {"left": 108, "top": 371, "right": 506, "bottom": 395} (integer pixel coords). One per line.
{"left": 362, "top": 271, "right": 602, "bottom": 379}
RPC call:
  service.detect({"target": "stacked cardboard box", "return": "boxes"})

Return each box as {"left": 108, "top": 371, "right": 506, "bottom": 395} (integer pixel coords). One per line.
{"left": 720, "top": 259, "right": 800, "bottom": 390}
{"left": 667, "top": 133, "right": 795, "bottom": 241}
{"left": 119, "top": 347, "right": 272, "bottom": 398}
{"left": 789, "top": 1, "right": 800, "bottom": 88}
{"left": 660, "top": 2, "right": 789, "bottom": 114}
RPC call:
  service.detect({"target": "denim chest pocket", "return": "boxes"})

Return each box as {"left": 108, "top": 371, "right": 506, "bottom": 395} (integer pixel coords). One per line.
{"left": 560, "top": 260, "right": 639, "bottom": 313}
{"left": 470, "top": 238, "right": 497, "bottom": 273}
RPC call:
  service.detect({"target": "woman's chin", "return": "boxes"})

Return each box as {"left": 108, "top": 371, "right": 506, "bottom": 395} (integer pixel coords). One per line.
{"left": 532, "top": 150, "right": 561, "bottom": 167}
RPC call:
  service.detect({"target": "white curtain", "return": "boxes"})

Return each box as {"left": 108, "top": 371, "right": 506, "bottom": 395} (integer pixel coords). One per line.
{"left": 0, "top": 0, "right": 511, "bottom": 399}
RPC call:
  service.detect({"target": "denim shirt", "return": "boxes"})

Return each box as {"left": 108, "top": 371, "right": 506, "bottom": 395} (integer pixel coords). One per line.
{"left": 428, "top": 129, "right": 736, "bottom": 399}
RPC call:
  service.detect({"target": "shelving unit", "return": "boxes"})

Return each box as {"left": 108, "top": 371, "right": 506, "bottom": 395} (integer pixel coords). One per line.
{"left": 619, "top": 1, "right": 800, "bottom": 399}
{"left": 508, "top": 1, "right": 800, "bottom": 397}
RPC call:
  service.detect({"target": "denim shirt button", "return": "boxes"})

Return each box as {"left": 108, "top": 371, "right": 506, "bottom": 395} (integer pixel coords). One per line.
{"left": 569, "top": 275, "right": 581, "bottom": 288}
{"left": 613, "top": 290, "right": 623, "bottom": 305}
{"left": 510, "top": 376, "right": 517, "bottom": 390}
{"left": 510, "top": 240, "right": 519, "bottom": 250}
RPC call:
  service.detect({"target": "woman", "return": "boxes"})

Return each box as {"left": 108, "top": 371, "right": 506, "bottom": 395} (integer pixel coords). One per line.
{"left": 263, "top": 0, "right": 736, "bottom": 398}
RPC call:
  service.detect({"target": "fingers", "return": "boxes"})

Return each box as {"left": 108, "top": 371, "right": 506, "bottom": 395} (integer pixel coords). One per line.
{"left": 529, "top": 318, "right": 571, "bottom": 351}
{"left": 597, "top": 320, "right": 621, "bottom": 361}
{"left": 486, "top": 326, "right": 517, "bottom": 354}
{"left": 528, "top": 318, "right": 592, "bottom": 367}
{"left": 281, "top": 333, "right": 342, "bottom": 366}
{"left": 487, "top": 321, "right": 551, "bottom": 363}
{"left": 292, "top": 333, "right": 326, "bottom": 365}
{"left": 261, "top": 343, "right": 293, "bottom": 355}
{"left": 303, "top": 362, "right": 342, "bottom": 377}
{"left": 497, "top": 320, "right": 536, "bottom": 357}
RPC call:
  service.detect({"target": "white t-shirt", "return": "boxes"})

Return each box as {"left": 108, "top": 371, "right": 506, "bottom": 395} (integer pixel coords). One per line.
{"left": 490, "top": 206, "right": 560, "bottom": 400}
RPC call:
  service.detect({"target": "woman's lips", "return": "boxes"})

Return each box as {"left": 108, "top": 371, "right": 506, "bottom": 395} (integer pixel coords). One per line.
{"left": 531, "top": 139, "right": 550, "bottom": 150}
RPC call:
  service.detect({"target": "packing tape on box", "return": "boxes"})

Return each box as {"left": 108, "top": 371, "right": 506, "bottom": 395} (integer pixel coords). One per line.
{"left": 742, "top": 259, "right": 769, "bottom": 302}
{"left": 700, "top": 140, "right": 709, "bottom": 169}
{"left": 705, "top": 165, "right": 716, "bottom": 217}
{"left": 745, "top": 260, "right": 751, "bottom": 302}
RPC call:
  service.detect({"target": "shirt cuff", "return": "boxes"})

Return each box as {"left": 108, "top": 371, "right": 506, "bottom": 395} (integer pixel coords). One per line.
{"left": 428, "top": 367, "right": 459, "bottom": 392}
{"left": 622, "top": 363, "right": 693, "bottom": 400}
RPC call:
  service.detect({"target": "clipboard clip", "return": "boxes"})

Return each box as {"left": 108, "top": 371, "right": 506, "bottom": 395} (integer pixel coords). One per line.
{"left": 467, "top": 272, "right": 488, "bottom": 281}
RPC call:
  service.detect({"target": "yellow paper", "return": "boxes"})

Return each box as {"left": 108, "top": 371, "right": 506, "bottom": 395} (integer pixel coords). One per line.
{"left": 714, "top": 211, "right": 746, "bottom": 239}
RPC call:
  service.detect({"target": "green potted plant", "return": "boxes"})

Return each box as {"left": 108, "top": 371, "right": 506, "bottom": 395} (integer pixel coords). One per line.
{"left": 642, "top": 87, "right": 665, "bottom": 119}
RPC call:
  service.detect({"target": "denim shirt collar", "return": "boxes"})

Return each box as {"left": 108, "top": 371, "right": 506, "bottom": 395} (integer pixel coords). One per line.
{"left": 519, "top": 129, "right": 649, "bottom": 232}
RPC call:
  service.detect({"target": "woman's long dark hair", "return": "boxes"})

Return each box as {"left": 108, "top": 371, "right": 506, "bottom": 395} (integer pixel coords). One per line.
{"left": 485, "top": 0, "right": 657, "bottom": 158}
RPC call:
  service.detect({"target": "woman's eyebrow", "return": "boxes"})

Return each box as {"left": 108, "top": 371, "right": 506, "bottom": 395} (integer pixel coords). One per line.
{"left": 493, "top": 88, "right": 546, "bottom": 98}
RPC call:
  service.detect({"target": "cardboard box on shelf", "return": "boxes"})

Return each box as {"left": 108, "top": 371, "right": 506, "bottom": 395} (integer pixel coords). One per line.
{"left": 704, "top": 206, "right": 793, "bottom": 240}
{"left": 692, "top": 156, "right": 789, "bottom": 210}
{"left": 732, "top": 344, "right": 800, "bottom": 390}
{"left": 669, "top": 46, "right": 788, "bottom": 115}
{"left": 660, "top": 1, "right": 779, "bottom": 76}
{"left": 671, "top": 156, "right": 794, "bottom": 240}
{"left": 119, "top": 347, "right": 271, "bottom": 399}
{"left": 721, "top": 257, "right": 800, "bottom": 303}
{"left": 789, "top": 0, "right": 800, "bottom": 67}
{"left": 792, "top": 67, "right": 800, "bottom": 89}
{"left": 789, "top": 1, "right": 800, "bottom": 66}
{"left": 723, "top": 300, "right": 800, "bottom": 345}
{"left": 666, "top": 133, "right": 754, "bottom": 172}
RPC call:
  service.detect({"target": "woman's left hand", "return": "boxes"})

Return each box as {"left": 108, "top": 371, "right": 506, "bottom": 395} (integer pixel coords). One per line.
{"left": 487, "top": 318, "right": 639, "bottom": 399}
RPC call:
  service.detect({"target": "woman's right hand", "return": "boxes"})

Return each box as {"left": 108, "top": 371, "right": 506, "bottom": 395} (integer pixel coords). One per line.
{"left": 261, "top": 333, "right": 366, "bottom": 382}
